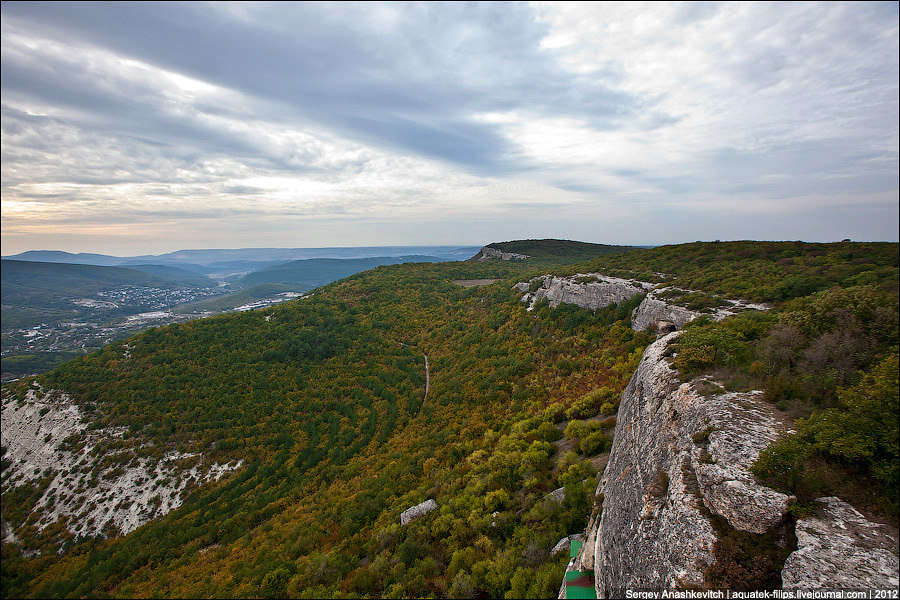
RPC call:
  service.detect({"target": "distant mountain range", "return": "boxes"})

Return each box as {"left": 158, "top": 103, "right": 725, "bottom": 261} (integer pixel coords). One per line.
{"left": 236, "top": 255, "right": 446, "bottom": 289}
{"left": 1, "top": 247, "right": 484, "bottom": 378}
{"left": 4, "top": 246, "right": 482, "bottom": 268}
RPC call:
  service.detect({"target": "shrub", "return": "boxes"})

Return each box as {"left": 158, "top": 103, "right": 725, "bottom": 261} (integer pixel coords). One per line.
{"left": 580, "top": 430, "right": 612, "bottom": 456}
{"left": 564, "top": 420, "right": 589, "bottom": 444}
{"left": 692, "top": 426, "right": 714, "bottom": 444}
{"left": 673, "top": 324, "right": 750, "bottom": 378}
{"left": 566, "top": 386, "right": 618, "bottom": 420}
{"left": 535, "top": 421, "right": 562, "bottom": 443}
{"left": 751, "top": 353, "right": 899, "bottom": 517}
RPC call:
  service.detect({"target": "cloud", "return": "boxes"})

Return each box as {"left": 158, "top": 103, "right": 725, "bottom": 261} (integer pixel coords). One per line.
{"left": 1, "top": 2, "right": 641, "bottom": 171}
{"left": 1, "top": 2, "right": 897, "bottom": 254}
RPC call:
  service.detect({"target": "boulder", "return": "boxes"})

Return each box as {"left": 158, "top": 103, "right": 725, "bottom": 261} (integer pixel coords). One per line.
{"left": 519, "top": 274, "right": 649, "bottom": 312}
{"left": 400, "top": 498, "right": 438, "bottom": 526}
{"left": 551, "top": 534, "right": 585, "bottom": 556}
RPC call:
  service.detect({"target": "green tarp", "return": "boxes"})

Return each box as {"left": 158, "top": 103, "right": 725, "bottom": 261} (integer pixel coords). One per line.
{"left": 565, "top": 539, "right": 596, "bottom": 599}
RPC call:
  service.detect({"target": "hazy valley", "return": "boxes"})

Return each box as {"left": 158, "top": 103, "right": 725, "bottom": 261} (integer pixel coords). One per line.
{"left": 1, "top": 247, "right": 479, "bottom": 382}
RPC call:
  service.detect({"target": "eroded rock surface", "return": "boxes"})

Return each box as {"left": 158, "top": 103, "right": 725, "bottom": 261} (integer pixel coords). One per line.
{"left": 518, "top": 274, "right": 650, "bottom": 312}
{"left": 630, "top": 295, "right": 701, "bottom": 333}
{"left": 473, "top": 246, "right": 529, "bottom": 261}
{"left": 1, "top": 384, "right": 241, "bottom": 545}
{"left": 576, "top": 333, "right": 793, "bottom": 596}
{"left": 782, "top": 497, "right": 899, "bottom": 590}
{"left": 630, "top": 288, "right": 769, "bottom": 333}
{"left": 692, "top": 389, "right": 794, "bottom": 534}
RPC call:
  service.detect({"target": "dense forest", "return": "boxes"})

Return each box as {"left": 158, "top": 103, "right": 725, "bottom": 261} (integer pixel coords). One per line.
{"left": 1, "top": 239, "right": 897, "bottom": 598}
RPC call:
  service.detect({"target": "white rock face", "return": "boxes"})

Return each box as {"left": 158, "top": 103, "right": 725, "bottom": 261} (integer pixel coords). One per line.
{"left": 693, "top": 390, "right": 794, "bottom": 534}
{"left": 630, "top": 295, "right": 701, "bottom": 333}
{"left": 474, "top": 246, "right": 529, "bottom": 261}
{"left": 519, "top": 274, "right": 651, "bottom": 312}
{"left": 782, "top": 497, "right": 899, "bottom": 590}
{"left": 1, "top": 384, "right": 241, "bottom": 544}
{"left": 400, "top": 498, "right": 438, "bottom": 525}
{"left": 631, "top": 289, "right": 770, "bottom": 333}
{"left": 575, "top": 333, "right": 793, "bottom": 596}
{"left": 546, "top": 486, "right": 566, "bottom": 504}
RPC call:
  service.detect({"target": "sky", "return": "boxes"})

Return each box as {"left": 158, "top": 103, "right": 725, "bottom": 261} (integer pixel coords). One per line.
{"left": 1, "top": 1, "right": 898, "bottom": 256}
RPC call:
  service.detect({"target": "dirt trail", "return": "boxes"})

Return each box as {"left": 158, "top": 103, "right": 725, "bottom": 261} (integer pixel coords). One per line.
{"left": 398, "top": 341, "right": 430, "bottom": 416}
{"left": 423, "top": 352, "right": 430, "bottom": 400}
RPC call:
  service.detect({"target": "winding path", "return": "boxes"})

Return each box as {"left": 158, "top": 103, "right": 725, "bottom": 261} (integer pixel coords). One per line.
{"left": 398, "top": 341, "right": 430, "bottom": 416}
{"left": 423, "top": 352, "right": 430, "bottom": 401}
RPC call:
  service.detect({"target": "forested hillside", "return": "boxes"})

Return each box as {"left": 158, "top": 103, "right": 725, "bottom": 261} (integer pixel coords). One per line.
{"left": 235, "top": 256, "right": 444, "bottom": 290}
{"left": 485, "top": 239, "right": 637, "bottom": 266}
{"left": 2, "top": 240, "right": 897, "bottom": 598}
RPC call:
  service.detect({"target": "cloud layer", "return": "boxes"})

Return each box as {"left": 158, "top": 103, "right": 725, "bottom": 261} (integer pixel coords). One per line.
{"left": 2, "top": 1, "right": 897, "bottom": 254}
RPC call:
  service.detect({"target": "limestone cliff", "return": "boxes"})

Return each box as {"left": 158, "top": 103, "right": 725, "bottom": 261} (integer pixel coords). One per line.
{"left": 569, "top": 332, "right": 899, "bottom": 596}
{"left": 1, "top": 383, "right": 241, "bottom": 547}
{"left": 630, "top": 295, "right": 701, "bottom": 333}
{"left": 517, "top": 274, "right": 651, "bottom": 312}
{"left": 630, "top": 288, "right": 769, "bottom": 333}
{"left": 472, "top": 246, "right": 529, "bottom": 261}
{"left": 577, "top": 332, "right": 793, "bottom": 595}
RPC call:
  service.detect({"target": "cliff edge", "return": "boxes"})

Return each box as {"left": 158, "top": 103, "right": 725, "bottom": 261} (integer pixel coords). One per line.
{"left": 570, "top": 332, "right": 898, "bottom": 596}
{"left": 472, "top": 246, "right": 529, "bottom": 261}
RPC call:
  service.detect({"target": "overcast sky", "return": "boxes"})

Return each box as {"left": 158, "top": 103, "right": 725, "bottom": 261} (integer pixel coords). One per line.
{"left": 2, "top": 1, "right": 898, "bottom": 256}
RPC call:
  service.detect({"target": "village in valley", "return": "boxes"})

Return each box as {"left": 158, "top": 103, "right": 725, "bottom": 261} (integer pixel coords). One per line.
{"left": 1, "top": 285, "right": 305, "bottom": 379}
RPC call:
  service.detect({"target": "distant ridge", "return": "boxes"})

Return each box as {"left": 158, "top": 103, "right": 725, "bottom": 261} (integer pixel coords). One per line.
{"left": 5, "top": 250, "right": 124, "bottom": 267}
{"left": 4, "top": 246, "right": 481, "bottom": 267}
{"left": 471, "top": 239, "right": 638, "bottom": 265}
{"left": 236, "top": 255, "right": 447, "bottom": 290}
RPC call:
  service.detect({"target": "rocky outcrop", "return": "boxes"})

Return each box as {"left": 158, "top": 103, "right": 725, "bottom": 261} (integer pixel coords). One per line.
{"left": 551, "top": 533, "right": 585, "bottom": 556}
{"left": 473, "top": 246, "right": 529, "bottom": 261}
{"left": 567, "top": 332, "right": 899, "bottom": 596}
{"left": 630, "top": 295, "right": 701, "bottom": 333}
{"left": 575, "top": 333, "right": 794, "bottom": 596}
{"left": 782, "top": 497, "right": 899, "bottom": 590}
{"left": 1, "top": 383, "right": 241, "bottom": 545}
{"left": 519, "top": 276, "right": 768, "bottom": 330}
{"left": 631, "top": 288, "right": 770, "bottom": 334}
{"left": 400, "top": 498, "right": 438, "bottom": 525}
{"left": 518, "top": 274, "right": 651, "bottom": 312}
{"left": 546, "top": 486, "right": 566, "bottom": 504}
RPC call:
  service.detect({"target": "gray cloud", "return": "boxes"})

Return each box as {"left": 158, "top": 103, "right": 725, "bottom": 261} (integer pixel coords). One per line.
{"left": 1, "top": 2, "right": 897, "bottom": 254}
{"left": 1, "top": 1, "right": 643, "bottom": 172}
